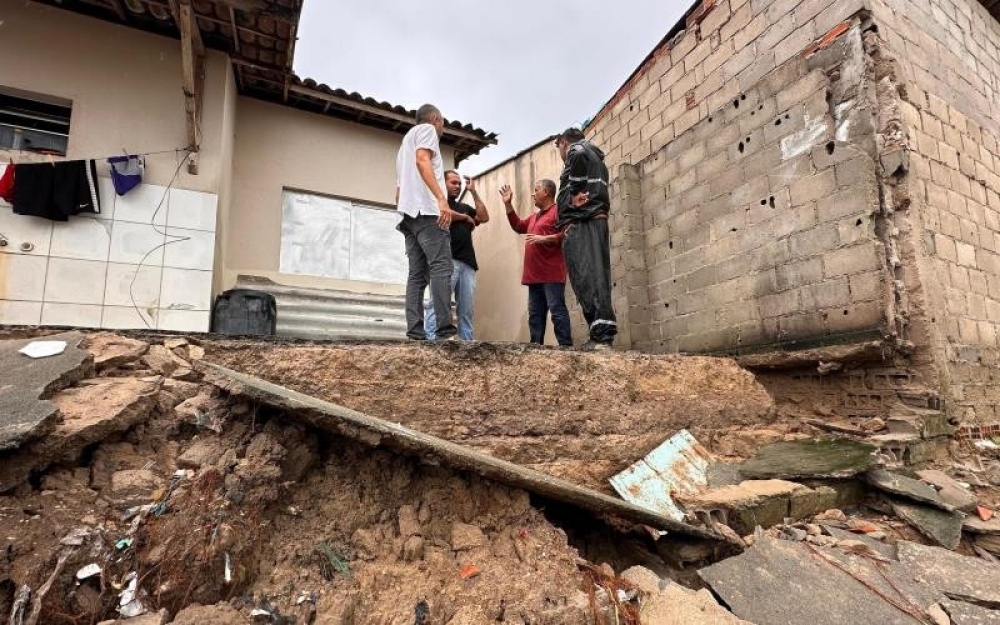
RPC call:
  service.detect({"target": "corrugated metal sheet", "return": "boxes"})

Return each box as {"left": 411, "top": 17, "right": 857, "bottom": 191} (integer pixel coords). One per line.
{"left": 609, "top": 429, "right": 712, "bottom": 521}
{"left": 235, "top": 277, "right": 406, "bottom": 341}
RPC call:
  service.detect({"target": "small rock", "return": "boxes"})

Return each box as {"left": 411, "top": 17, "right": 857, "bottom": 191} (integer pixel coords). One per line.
{"left": 85, "top": 333, "right": 149, "bottom": 369}
{"left": 402, "top": 535, "right": 425, "bottom": 561}
{"left": 142, "top": 345, "right": 189, "bottom": 377}
{"left": 451, "top": 523, "right": 487, "bottom": 551}
{"left": 847, "top": 519, "right": 882, "bottom": 534}
{"left": 926, "top": 603, "right": 950, "bottom": 625}
{"left": 815, "top": 509, "right": 848, "bottom": 522}
{"left": 110, "top": 469, "right": 160, "bottom": 505}
{"left": 806, "top": 534, "right": 837, "bottom": 546}
{"left": 398, "top": 505, "right": 421, "bottom": 538}
{"left": 171, "top": 367, "right": 200, "bottom": 382}
{"left": 778, "top": 526, "right": 808, "bottom": 542}
{"left": 806, "top": 524, "right": 823, "bottom": 536}
{"left": 187, "top": 345, "right": 206, "bottom": 361}
{"left": 164, "top": 338, "right": 189, "bottom": 350}
{"left": 620, "top": 566, "right": 663, "bottom": 594}
{"left": 178, "top": 439, "right": 224, "bottom": 469}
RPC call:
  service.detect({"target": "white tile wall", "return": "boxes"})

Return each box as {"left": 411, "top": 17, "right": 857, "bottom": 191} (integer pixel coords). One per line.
{"left": 157, "top": 308, "right": 210, "bottom": 333}
{"left": 160, "top": 267, "right": 212, "bottom": 311}
{"left": 0, "top": 252, "right": 48, "bottom": 300}
{"left": 43, "top": 258, "right": 107, "bottom": 305}
{"left": 113, "top": 183, "right": 169, "bottom": 226}
{"left": 0, "top": 205, "right": 53, "bottom": 256}
{"left": 163, "top": 227, "right": 215, "bottom": 271}
{"left": 102, "top": 305, "right": 157, "bottom": 330}
{"left": 51, "top": 219, "right": 112, "bottom": 261}
{"left": 168, "top": 188, "right": 217, "bottom": 232}
{"left": 0, "top": 180, "right": 218, "bottom": 331}
{"left": 110, "top": 221, "right": 165, "bottom": 265}
{"left": 105, "top": 262, "right": 161, "bottom": 308}
{"left": 42, "top": 303, "right": 103, "bottom": 328}
{"left": 0, "top": 301, "right": 42, "bottom": 325}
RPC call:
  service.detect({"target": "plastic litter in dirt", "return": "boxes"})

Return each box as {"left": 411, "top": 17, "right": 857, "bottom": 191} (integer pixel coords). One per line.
{"left": 18, "top": 341, "right": 67, "bottom": 359}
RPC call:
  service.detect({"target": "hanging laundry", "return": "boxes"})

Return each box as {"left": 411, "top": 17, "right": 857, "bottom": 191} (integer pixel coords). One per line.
{"left": 12, "top": 160, "right": 101, "bottom": 221}
{"left": 107, "top": 155, "right": 144, "bottom": 196}
{"left": 0, "top": 163, "right": 14, "bottom": 204}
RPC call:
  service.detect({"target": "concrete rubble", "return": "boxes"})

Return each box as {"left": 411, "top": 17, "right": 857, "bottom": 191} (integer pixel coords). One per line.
{"left": 0, "top": 331, "right": 997, "bottom": 624}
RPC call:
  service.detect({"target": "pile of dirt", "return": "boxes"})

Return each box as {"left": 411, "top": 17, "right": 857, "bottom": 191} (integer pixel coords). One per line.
{"left": 205, "top": 341, "right": 780, "bottom": 491}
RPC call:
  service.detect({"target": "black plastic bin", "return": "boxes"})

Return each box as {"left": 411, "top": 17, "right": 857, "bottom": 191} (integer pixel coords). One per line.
{"left": 211, "top": 289, "right": 277, "bottom": 336}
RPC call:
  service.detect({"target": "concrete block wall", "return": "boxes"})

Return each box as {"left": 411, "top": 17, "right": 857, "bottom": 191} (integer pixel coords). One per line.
{"left": 636, "top": 32, "right": 889, "bottom": 354}
{"left": 869, "top": 0, "right": 1000, "bottom": 425}
{"left": 587, "top": 0, "right": 898, "bottom": 354}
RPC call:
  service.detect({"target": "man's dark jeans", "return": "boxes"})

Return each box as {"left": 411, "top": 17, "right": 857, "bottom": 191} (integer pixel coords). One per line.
{"left": 528, "top": 283, "right": 573, "bottom": 347}
{"left": 398, "top": 215, "right": 456, "bottom": 340}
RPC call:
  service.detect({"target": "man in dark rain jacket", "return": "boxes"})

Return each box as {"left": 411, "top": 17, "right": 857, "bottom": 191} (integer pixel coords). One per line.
{"left": 555, "top": 127, "right": 617, "bottom": 349}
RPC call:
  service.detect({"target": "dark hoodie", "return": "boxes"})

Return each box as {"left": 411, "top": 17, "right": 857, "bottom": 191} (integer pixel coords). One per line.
{"left": 556, "top": 140, "right": 610, "bottom": 227}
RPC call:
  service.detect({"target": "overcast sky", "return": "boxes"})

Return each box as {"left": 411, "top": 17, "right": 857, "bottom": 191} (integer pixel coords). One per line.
{"left": 293, "top": 1, "right": 690, "bottom": 175}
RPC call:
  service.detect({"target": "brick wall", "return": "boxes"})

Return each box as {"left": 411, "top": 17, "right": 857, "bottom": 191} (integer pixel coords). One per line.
{"left": 870, "top": 0, "right": 1000, "bottom": 424}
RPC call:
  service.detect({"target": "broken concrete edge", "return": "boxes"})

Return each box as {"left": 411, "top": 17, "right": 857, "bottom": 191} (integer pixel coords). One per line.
{"left": 0, "top": 378, "right": 162, "bottom": 493}
{"left": 864, "top": 469, "right": 957, "bottom": 512}
{"left": 0, "top": 331, "right": 94, "bottom": 453}
{"left": 735, "top": 340, "right": 888, "bottom": 371}
{"left": 198, "top": 362, "right": 726, "bottom": 542}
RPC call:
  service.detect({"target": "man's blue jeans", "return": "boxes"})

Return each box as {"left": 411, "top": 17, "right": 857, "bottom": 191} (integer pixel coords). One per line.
{"left": 425, "top": 260, "right": 476, "bottom": 340}
{"left": 528, "top": 283, "right": 573, "bottom": 346}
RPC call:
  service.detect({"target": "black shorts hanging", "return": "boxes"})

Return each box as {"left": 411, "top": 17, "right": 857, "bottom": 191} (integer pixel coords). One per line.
{"left": 12, "top": 160, "right": 101, "bottom": 221}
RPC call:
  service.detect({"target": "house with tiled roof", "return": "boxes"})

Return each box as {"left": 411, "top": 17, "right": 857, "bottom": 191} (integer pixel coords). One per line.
{"left": 0, "top": 0, "right": 495, "bottom": 337}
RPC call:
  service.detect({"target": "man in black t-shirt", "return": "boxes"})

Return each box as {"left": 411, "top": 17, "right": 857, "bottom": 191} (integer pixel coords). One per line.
{"left": 425, "top": 170, "right": 490, "bottom": 339}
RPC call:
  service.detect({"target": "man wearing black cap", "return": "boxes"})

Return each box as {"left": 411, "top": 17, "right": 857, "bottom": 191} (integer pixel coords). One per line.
{"left": 555, "top": 127, "right": 617, "bottom": 349}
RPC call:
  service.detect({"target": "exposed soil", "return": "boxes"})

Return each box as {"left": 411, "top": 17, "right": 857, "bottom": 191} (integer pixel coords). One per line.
{"left": 205, "top": 341, "right": 779, "bottom": 491}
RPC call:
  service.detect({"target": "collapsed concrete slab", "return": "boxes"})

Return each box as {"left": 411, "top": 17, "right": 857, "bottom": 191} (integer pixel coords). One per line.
{"left": 866, "top": 469, "right": 956, "bottom": 511}
{"left": 897, "top": 542, "right": 1000, "bottom": 608}
{"left": 889, "top": 498, "right": 964, "bottom": 550}
{"left": 699, "top": 538, "right": 923, "bottom": 624}
{"left": 678, "top": 479, "right": 840, "bottom": 534}
{"left": 740, "top": 438, "right": 878, "bottom": 480}
{"left": 915, "top": 469, "right": 979, "bottom": 512}
{"left": 939, "top": 599, "right": 1000, "bottom": 625}
{"left": 0, "top": 377, "right": 160, "bottom": 491}
{"left": 201, "top": 363, "right": 723, "bottom": 540}
{"left": 0, "top": 332, "right": 92, "bottom": 451}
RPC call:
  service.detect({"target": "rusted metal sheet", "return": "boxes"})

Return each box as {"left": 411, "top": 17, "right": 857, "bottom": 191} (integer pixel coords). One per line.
{"left": 609, "top": 429, "right": 712, "bottom": 521}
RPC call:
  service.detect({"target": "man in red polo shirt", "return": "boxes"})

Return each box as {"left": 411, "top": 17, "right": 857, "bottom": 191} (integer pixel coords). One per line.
{"left": 501, "top": 180, "right": 573, "bottom": 347}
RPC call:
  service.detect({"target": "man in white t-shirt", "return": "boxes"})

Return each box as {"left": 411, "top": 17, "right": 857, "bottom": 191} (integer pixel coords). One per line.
{"left": 395, "top": 103, "right": 458, "bottom": 340}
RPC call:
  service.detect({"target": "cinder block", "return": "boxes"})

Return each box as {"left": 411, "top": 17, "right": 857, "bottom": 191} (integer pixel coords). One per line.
{"left": 760, "top": 289, "right": 800, "bottom": 318}
{"left": 824, "top": 243, "right": 881, "bottom": 278}
{"left": 779, "top": 311, "right": 828, "bottom": 339}
{"left": 790, "top": 169, "right": 838, "bottom": 206}
{"left": 825, "top": 300, "right": 884, "bottom": 333}
{"left": 817, "top": 185, "right": 874, "bottom": 223}
{"left": 801, "top": 278, "right": 850, "bottom": 309}
{"left": 849, "top": 271, "right": 884, "bottom": 302}
{"left": 776, "top": 257, "right": 823, "bottom": 290}
{"left": 789, "top": 225, "right": 839, "bottom": 258}
{"left": 789, "top": 485, "right": 839, "bottom": 519}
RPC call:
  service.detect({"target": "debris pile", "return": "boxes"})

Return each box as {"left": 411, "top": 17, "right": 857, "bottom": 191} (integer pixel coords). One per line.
{"left": 0, "top": 330, "right": 998, "bottom": 624}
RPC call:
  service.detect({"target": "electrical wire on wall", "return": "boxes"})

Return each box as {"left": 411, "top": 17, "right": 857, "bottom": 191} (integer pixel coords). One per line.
{"left": 128, "top": 149, "right": 196, "bottom": 329}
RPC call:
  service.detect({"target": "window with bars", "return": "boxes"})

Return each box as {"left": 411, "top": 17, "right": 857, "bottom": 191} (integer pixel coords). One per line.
{"left": 0, "top": 88, "right": 72, "bottom": 156}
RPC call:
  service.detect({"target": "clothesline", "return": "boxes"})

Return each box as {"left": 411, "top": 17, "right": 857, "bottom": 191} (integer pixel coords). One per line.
{"left": 0, "top": 146, "right": 193, "bottom": 166}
